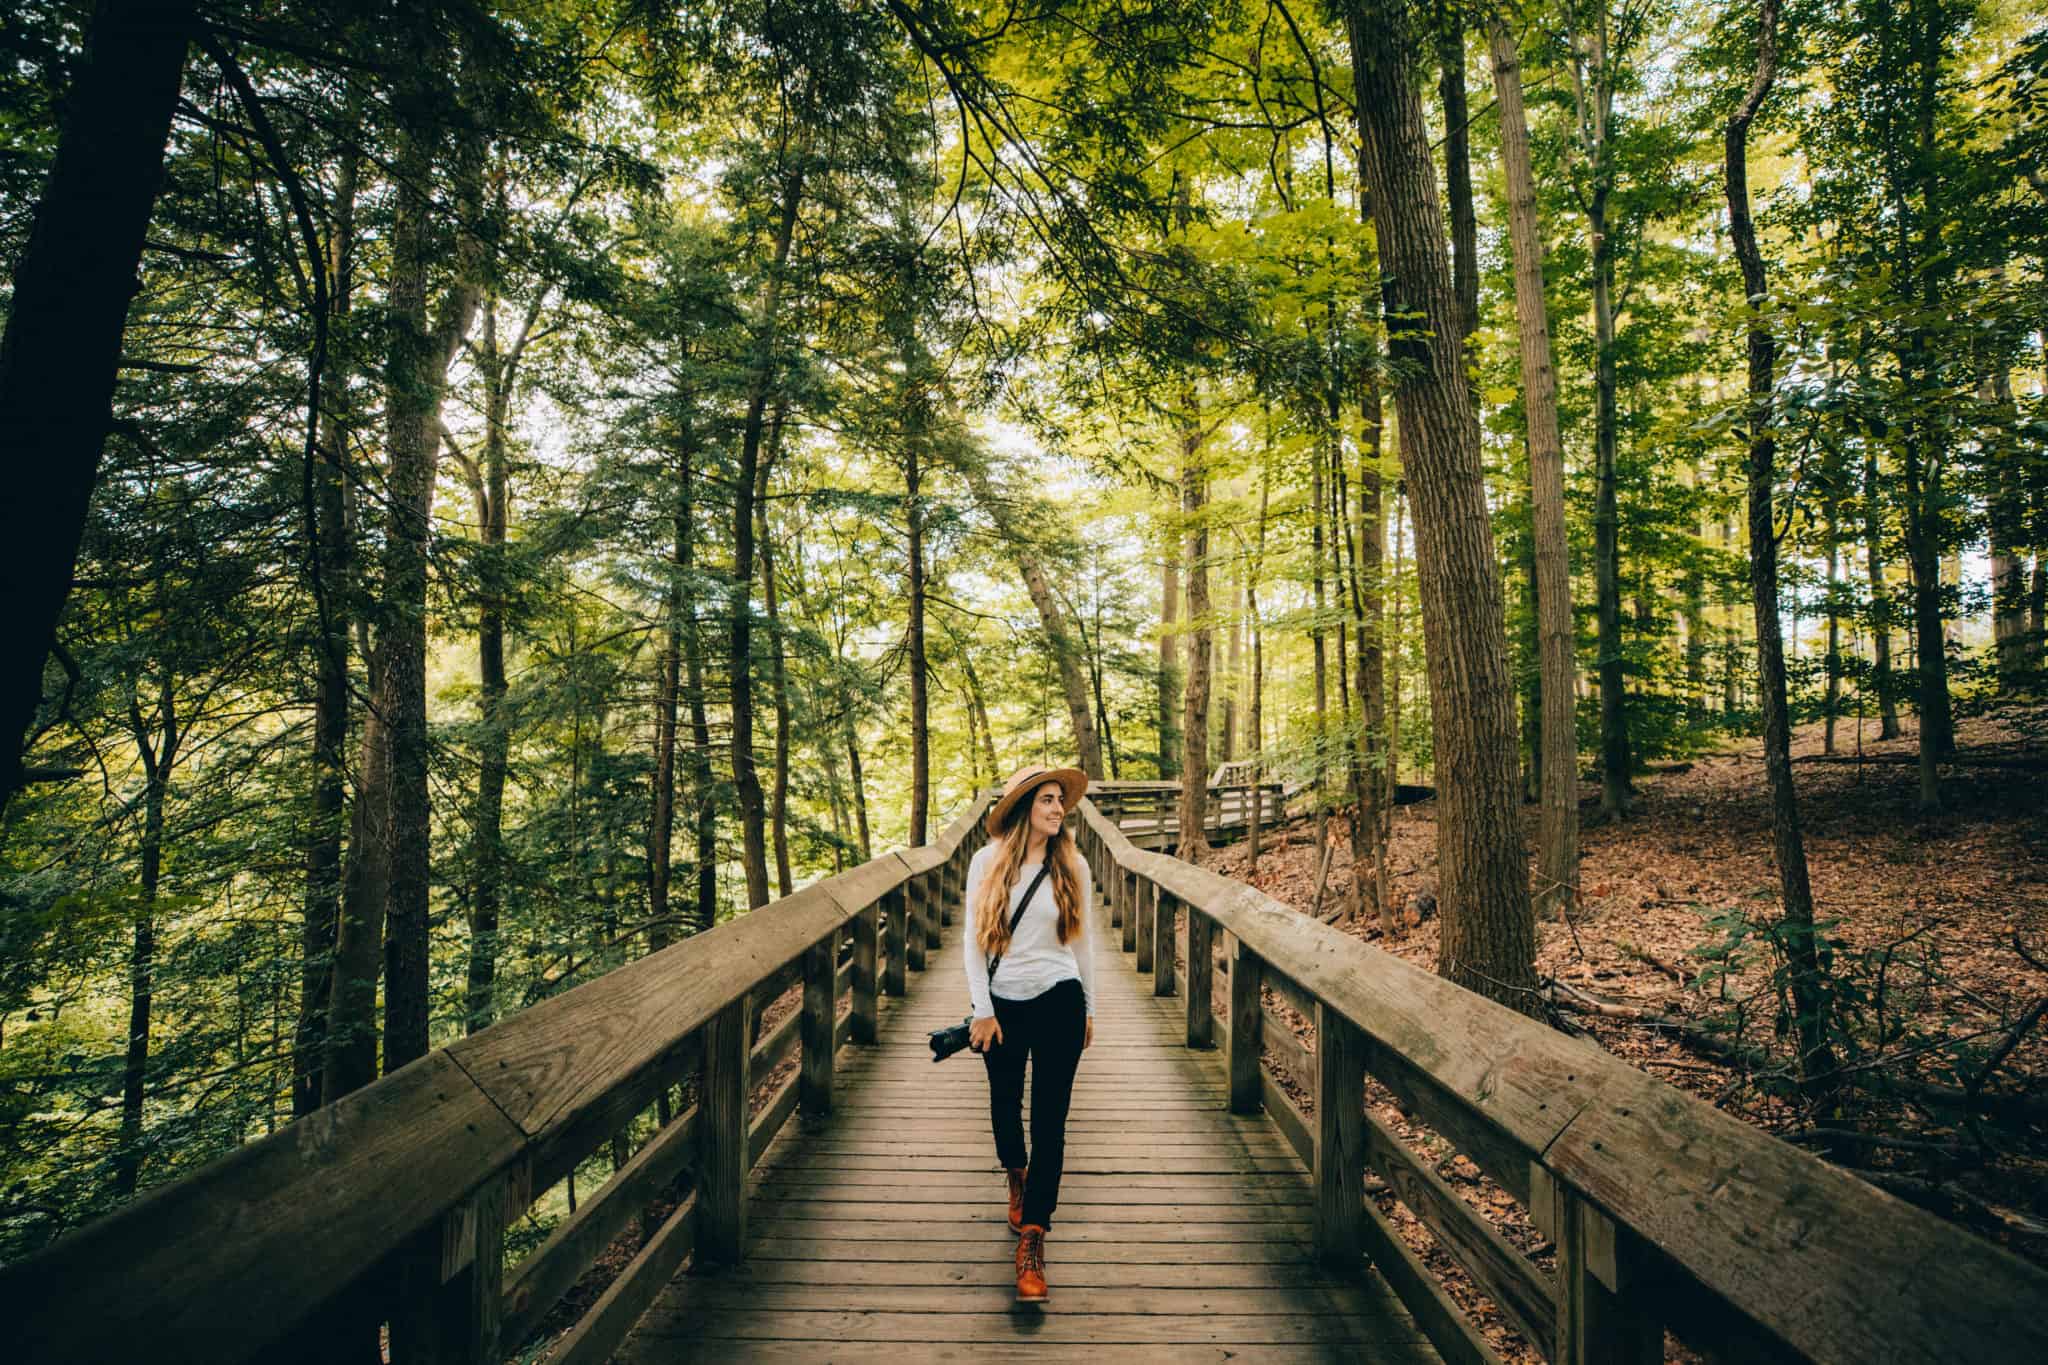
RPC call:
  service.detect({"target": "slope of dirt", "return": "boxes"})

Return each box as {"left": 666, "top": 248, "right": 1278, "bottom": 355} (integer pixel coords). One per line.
{"left": 1202, "top": 702, "right": 2048, "bottom": 1361}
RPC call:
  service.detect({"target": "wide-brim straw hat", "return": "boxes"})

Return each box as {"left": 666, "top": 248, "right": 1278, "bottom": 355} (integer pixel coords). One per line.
{"left": 985, "top": 763, "right": 1089, "bottom": 836}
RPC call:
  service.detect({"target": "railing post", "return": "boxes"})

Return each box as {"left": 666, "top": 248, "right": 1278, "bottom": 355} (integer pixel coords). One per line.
{"left": 801, "top": 933, "right": 835, "bottom": 1115}
{"left": 1313, "top": 1003, "right": 1366, "bottom": 1265}
{"left": 1185, "top": 906, "right": 1213, "bottom": 1048}
{"left": 1535, "top": 1168, "right": 1662, "bottom": 1365}
{"left": 1108, "top": 859, "right": 1123, "bottom": 930}
{"left": 701, "top": 995, "right": 750, "bottom": 1263}
{"left": 905, "top": 878, "right": 927, "bottom": 973}
{"left": 1135, "top": 877, "right": 1155, "bottom": 974}
{"left": 938, "top": 855, "right": 956, "bottom": 926}
{"left": 1153, "top": 889, "right": 1177, "bottom": 997}
{"left": 1227, "top": 935, "right": 1263, "bottom": 1114}
{"left": 852, "top": 903, "right": 880, "bottom": 1043}
{"left": 923, "top": 871, "right": 942, "bottom": 951}
{"left": 1121, "top": 870, "right": 1139, "bottom": 954}
{"left": 882, "top": 886, "right": 907, "bottom": 996}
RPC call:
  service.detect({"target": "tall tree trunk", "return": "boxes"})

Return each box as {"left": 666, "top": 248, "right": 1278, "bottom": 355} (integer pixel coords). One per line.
{"left": 1823, "top": 448, "right": 1844, "bottom": 755}
{"left": 1158, "top": 542, "right": 1181, "bottom": 777}
{"left": 1726, "top": 0, "right": 1835, "bottom": 1092}
{"left": 1352, "top": 349, "right": 1392, "bottom": 934}
{"left": 759, "top": 401, "right": 794, "bottom": 899}
{"left": 1437, "top": 2, "right": 1478, "bottom": 345}
{"left": 117, "top": 678, "right": 176, "bottom": 1198}
{"left": 380, "top": 100, "right": 483, "bottom": 1074}
{"left": 1223, "top": 576, "right": 1243, "bottom": 763}
{"left": 681, "top": 448, "right": 718, "bottom": 931}
{"left": 326, "top": 670, "right": 389, "bottom": 1104}
{"left": 906, "top": 415, "right": 931, "bottom": 847}
{"left": 1178, "top": 408, "right": 1213, "bottom": 857}
{"left": 295, "top": 113, "right": 359, "bottom": 1117}
{"left": 1591, "top": 207, "right": 1629, "bottom": 815}
{"left": 961, "top": 645, "right": 1000, "bottom": 778}
{"left": 1348, "top": 0, "right": 1537, "bottom": 1013}
{"left": 1247, "top": 467, "right": 1270, "bottom": 865}
{"left": 1491, "top": 18, "right": 1580, "bottom": 918}
{"left": 732, "top": 176, "right": 803, "bottom": 905}
{"left": 1310, "top": 438, "right": 1331, "bottom": 848}
{"left": 1862, "top": 438, "right": 1902, "bottom": 737}
{"left": 1989, "top": 367, "right": 2028, "bottom": 689}
{"left": 0, "top": 0, "right": 194, "bottom": 819}
{"left": 845, "top": 718, "right": 872, "bottom": 862}
{"left": 971, "top": 471, "right": 1103, "bottom": 775}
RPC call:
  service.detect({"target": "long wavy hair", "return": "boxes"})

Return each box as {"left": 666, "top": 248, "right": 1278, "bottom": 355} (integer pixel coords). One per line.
{"left": 974, "top": 786, "right": 1084, "bottom": 956}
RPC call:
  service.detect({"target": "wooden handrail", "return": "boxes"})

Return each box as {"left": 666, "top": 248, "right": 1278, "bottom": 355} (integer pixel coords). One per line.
{"left": 6, "top": 791, "right": 992, "bottom": 1365}
{"left": 1075, "top": 797, "right": 2048, "bottom": 1365}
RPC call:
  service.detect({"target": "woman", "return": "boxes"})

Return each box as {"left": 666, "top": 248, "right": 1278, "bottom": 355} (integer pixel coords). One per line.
{"left": 964, "top": 762, "right": 1096, "bottom": 1304}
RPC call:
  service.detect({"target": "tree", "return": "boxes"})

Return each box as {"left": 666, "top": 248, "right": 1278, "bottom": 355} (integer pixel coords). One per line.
{"left": 1343, "top": 0, "right": 1538, "bottom": 1013}
{"left": 1725, "top": 0, "right": 1835, "bottom": 1092}
{"left": 1489, "top": 15, "right": 1580, "bottom": 919}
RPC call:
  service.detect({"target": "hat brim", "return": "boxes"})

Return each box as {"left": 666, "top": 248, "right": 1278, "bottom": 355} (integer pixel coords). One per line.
{"left": 985, "top": 767, "right": 1089, "bottom": 835}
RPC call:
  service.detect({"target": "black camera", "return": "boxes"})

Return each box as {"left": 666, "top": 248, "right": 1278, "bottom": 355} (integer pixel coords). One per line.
{"left": 928, "top": 1016, "right": 974, "bottom": 1062}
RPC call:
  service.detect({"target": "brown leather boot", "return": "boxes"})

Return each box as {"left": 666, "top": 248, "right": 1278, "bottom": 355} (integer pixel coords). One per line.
{"left": 1015, "top": 1224, "right": 1049, "bottom": 1303}
{"left": 1005, "top": 1167, "right": 1027, "bottom": 1233}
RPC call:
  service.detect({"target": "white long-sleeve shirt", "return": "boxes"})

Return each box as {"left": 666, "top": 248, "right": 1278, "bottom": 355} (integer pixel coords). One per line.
{"left": 962, "top": 842, "right": 1096, "bottom": 1020}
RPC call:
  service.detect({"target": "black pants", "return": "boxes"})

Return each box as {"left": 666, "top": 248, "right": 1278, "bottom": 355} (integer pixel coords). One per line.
{"left": 981, "top": 977, "right": 1086, "bottom": 1229}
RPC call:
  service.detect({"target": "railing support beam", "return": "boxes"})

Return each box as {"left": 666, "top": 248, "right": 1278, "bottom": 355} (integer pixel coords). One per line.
{"left": 800, "top": 933, "right": 835, "bottom": 1116}
{"left": 852, "top": 905, "right": 880, "bottom": 1042}
{"left": 1185, "top": 907, "right": 1214, "bottom": 1047}
{"left": 701, "top": 996, "right": 750, "bottom": 1263}
{"left": 923, "top": 872, "right": 942, "bottom": 951}
{"left": 882, "top": 887, "right": 907, "bottom": 996}
{"left": 1153, "top": 890, "right": 1177, "bottom": 997}
{"left": 1535, "top": 1167, "right": 1661, "bottom": 1365}
{"left": 905, "top": 878, "right": 927, "bottom": 973}
{"left": 1313, "top": 1004, "right": 1366, "bottom": 1266}
{"left": 1135, "top": 877, "right": 1155, "bottom": 974}
{"left": 1227, "top": 936, "right": 1262, "bottom": 1114}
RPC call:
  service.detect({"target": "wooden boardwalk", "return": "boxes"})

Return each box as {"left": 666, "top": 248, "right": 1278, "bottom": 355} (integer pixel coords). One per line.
{"left": 618, "top": 884, "right": 1439, "bottom": 1363}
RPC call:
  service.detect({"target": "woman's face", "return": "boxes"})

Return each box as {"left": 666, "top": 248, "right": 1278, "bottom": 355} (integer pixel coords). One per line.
{"left": 1028, "top": 781, "right": 1066, "bottom": 840}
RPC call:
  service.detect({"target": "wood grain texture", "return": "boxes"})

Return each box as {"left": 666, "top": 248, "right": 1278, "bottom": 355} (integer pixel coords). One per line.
{"left": 616, "top": 880, "right": 1435, "bottom": 1365}
{"left": 701, "top": 997, "right": 750, "bottom": 1263}
{"left": 1186, "top": 905, "right": 1214, "bottom": 1047}
{"left": 1228, "top": 937, "right": 1263, "bottom": 1115}
{"left": 1313, "top": 1004, "right": 1365, "bottom": 1265}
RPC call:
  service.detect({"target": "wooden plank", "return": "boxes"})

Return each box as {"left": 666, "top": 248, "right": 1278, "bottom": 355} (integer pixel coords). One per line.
{"left": 1228, "top": 938, "right": 1263, "bottom": 1114}
{"left": 749, "top": 1072, "right": 799, "bottom": 1168}
{"left": 923, "top": 869, "right": 942, "bottom": 949}
{"left": 904, "top": 876, "right": 927, "bottom": 972}
{"left": 628, "top": 1344, "right": 1432, "bottom": 1365}
{"left": 501, "top": 1106, "right": 698, "bottom": 1345}
{"left": 1123, "top": 869, "right": 1139, "bottom": 952}
{"left": 749, "top": 1004, "right": 798, "bottom": 1077}
{"left": 1544, "top": 1067, "right": 2048, "bottom": 1363}
{"left": 1313, "top": 1003, "right": 1365, "bottom": 1266}
{"left": 882, "top": 886, "right": 906, "bottom": 997}
{"left": 1552, "top": 1179, "right": 1659, "bottom": 1365}
{"left": 5, "top": 1050, "right": 525, "bottom": 1365}
{"left": 628, "top": 1309, "right": 1424, "bottom": 1346}
{"left": 1186, "top": 906, "right": 1214, "bottom": 1048}
{"left": 1154, "top": 889, "right": 1177, "bottom": 997}
{"left": 1358, "top": 1191, "right": 1503, "bottom": 1365}
{"left": 1263, "top": 1001, "right": 1313, "bottom": 1095}
{"left": 851, "top": 905, "right": 879, "bottom": 1043}
{"left": 1136, "top": 875, "right": 1156, "bottom": 973}
{"left": 1359, "top": 1114, "right": 1554, "bottom": 1353}
{"left": 548, "top": 1195, "right": 697, "bottom": 1365}
{"left": 442, "top": 1168, "right": 508, "bottom": 1364}
{"left": 1262, "top": 1071, "right": 1313, "bottom": 1168}
{"left": 700, "top": 997, "right": 749, "bottom": 1262}
{"left": 800, "top": 935, "right": 834, "bottom": 1115}
{"left": 1264, "top": 960, "right": 1317, "bottom": 1022}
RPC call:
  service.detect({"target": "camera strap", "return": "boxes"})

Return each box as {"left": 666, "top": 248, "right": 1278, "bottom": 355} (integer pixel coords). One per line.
{"left": 986, "top": 859, "right": 1055, "bottom": 990}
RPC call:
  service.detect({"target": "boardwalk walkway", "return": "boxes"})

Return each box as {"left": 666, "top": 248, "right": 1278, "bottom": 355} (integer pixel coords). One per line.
{"left": 617, "top": 880, "right": 1439, "bottom": 1362}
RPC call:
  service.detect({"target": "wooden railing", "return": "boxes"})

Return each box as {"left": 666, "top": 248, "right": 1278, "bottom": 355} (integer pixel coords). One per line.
{"left": 1089, "top": 778, "right": 1285, "bottom": 838}
{"left": 7, "top": 793, "right": 993, "bottom": 1365}
{"left": 1076, "top": 798, "right": 2048, "bottom": 1365}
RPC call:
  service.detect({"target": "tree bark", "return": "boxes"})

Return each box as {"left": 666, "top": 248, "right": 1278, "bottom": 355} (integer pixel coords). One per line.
{"left": 1726, "top": 0, "right": 1836, "bottom": 1092}
{"left": 1347, "top": 0, "right": 1537, "bottom": 1014}
{"left": 117, "top": 674, "right": 177, "bottom": 1197}
{"left": 682, "top": 446, "right": 719, "bottom": 931}
{"left": 970, "top": 470, "right": 1103, "bottom": 775}
{"left": 732, "top": 174, "right": 803, "bottom": 905}
{"left": 1437, "top": 2, "right": 1478, "bottom": 345}
{"left": 1490, "top": 18, "right": 1579, "bottom": 919}
{"left": 906, "top": 407, "right": 931, "bottom": 847}
{"left": 380, "top": 92, "right": 484, "bottom": 1074}
{"left": 760, "top": 401, "right": 794, "bottom": 899}
{"left": 295, "top": 108, "right": 359, "bottom": 1117}
{"left": 1861, "top": 435, "right": 1902, "bottom": 738}
{"left": 1178, "top": 407, "right": 1213, "bottom": 857}
{"left": 0, "top": 0, "right": 194, "bottom": 819}
{"left": 1158, "top": 538, "right": 1181, "bottom": 777}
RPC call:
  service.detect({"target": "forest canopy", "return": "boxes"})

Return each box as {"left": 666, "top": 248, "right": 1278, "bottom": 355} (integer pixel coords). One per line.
{"left": 1, "top": 0, "right": 2043, "bottom": 1297}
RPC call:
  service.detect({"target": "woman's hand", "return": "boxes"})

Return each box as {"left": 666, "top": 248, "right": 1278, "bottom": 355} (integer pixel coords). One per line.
{"left": 969, "top": 1015, "right": 1003, "bottom": 1052}
{"left": 1084, "top": 1017, "right": 1094, "bottom": 1050}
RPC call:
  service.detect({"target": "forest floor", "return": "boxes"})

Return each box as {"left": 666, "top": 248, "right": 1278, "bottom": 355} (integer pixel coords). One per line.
{"left": 1205, "top": 700, "right": 2048, "bottom": 1364}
